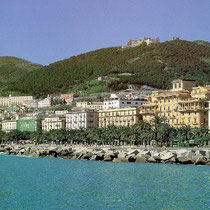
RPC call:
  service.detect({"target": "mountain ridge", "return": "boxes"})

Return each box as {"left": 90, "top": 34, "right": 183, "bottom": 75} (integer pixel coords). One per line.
{"left": 2, "top": 39, "right": 210, "bottom": 97}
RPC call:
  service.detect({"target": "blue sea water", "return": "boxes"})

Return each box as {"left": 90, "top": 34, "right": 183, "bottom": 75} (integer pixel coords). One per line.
{"left": 0, "top": 155, "right": 209, "bottom": 210}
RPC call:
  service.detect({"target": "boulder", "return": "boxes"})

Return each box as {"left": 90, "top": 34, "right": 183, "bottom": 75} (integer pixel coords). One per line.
{"left": 194, "top": 157, "right": 207, "bottom": 165}
{"left": 176, "top": 149, "right": 189, "bottom": 158}
{"left": 160, "top": 152, "right": 174, "bottom": 161}
{"left": 82, "top": 152, "right": 93, "bottom": 160}
{"left": 153, "top": 153, "right": 161, "bottom": 160}
{"left": 177, "top": 156, "right": 192, "bottom": 164}
{"left": 135, "top": 156, "right": 147, "bottom": 163}
{"left": 128, "top": 155, "right": 136, "bottom": 162}
{"left": 147, "top": 157, "right": 157, "bottom": 163}
{"left": 117, "top": 152, "right": 128, "bottom": 162}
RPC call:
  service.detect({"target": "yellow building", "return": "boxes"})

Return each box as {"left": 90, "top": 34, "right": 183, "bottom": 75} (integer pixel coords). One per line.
{"left": 140, "top": 79, "right": 209, "bottom": 128}
{"left": 98, "top": 107, "right": 141, "bottom": 128}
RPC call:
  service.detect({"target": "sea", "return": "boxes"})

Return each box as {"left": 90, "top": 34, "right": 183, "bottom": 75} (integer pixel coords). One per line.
{"left": 0, "top": 154, "right": 209, "bottom": 210}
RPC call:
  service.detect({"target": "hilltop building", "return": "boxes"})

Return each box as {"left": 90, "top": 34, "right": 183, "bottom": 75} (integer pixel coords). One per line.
{"left": 140, "top": 79, "right": 209, "bottom": 128}
{"left": 124, "top": 37, "right": 160, "bottom": 48}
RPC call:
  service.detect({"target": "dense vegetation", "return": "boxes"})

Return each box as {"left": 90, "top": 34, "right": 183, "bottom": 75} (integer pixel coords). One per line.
{"left": 0, "top": 56, "right": 42, "bottom": 96}
{"left": 3, "top": 40, "right": 210, "bottom": 97}
{"left": 1, "top": 116, "right": 209, "bottom": 147}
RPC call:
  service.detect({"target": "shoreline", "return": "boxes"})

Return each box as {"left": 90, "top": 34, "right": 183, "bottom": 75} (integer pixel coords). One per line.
{"left": 0, "top": 144, "right": 209, "bottom": 166}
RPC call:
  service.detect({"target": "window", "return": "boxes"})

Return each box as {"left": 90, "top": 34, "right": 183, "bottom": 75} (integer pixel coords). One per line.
{"left": 127, "top": 102, "right": 131, "bottom": 104}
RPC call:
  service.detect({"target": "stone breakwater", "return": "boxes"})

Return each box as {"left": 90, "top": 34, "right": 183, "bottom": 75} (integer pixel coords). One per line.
{"left": 0, "top": 144, "right": 209, "bottom": 165}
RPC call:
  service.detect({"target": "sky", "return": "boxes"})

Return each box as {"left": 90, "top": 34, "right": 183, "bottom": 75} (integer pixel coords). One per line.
{"left": 0, "top": 0, "right": 210, "bottom": 65}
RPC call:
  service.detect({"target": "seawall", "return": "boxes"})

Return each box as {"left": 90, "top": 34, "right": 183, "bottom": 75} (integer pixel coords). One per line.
{"left": 0, "top": 144, "right": 209, "bottom": 165}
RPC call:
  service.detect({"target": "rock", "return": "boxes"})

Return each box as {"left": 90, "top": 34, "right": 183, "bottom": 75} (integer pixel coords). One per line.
{"left": 135, "top": 156, "right": 147, "bottom": 163}
{"left": 176, "top": 149, "right": 189, "bottom": 158}
{"left": 139, "top": 150, "right": 151, "bottom": 159}
{"left": 129, "top": 150, "right": 139, "bottom": 156}
{"left": 112, "top": 158, "right": 121, "bottom": 162}
{"left": 160, "top": 152, "right": 174, "bottom": 161}
{"left": 117, "top": 153, "right": 128, "bottom": 162}
{"left": 95, "top": 152, "right": 104, "bottom": 161}
{"left": 82, "top": 152, "right": 93, "bottom": 160}
{"left": 89, "top": 155, "right": 97, "bottom": 161}
{"left": 194, "top": 157, "right": 207, "bottom": 165}
{"left": 177, "top": 156, "right": 192, "bottom": 164}
{"left": 148, "top": 157, "right": 157, "bottom": 163}
{"left": 153, "top": 153, "right": 161, "bottom": 160}
{"left": 128, "top": 155, "right": 136, "bottom": 162}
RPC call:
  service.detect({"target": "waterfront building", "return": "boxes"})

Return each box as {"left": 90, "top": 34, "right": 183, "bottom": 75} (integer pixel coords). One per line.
{"left": 66, "top": 109, "right": 98, "bottom": 130}
{"left": 17, "top": 119, "right": 41, "bottom": 132}
{"left": 42, "top": 117, "right": 66, "bottom": 132}
{"left": 140, "top": 79, "right": 210, "bottom": 128}
{"left": 2, "top": 120, "right": 17, "bottom": 133}
{"left": 98, "top": 107, "right": 141, "bottom": 128}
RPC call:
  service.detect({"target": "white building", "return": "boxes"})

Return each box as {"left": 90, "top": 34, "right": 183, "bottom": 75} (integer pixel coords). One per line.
{"left": 23, "top": 100, "right": 38, "bottom": 108}
{"left": 0, "top": 95, "right": 33, "bottom": 106}
{"left": 103, "top": 97, "right": 147, "bottom": 110}
{"left": 38, "top": 97, "right": 52, "bottom": 108}
{"left": 42, "top": 117, "right": 65, "bottom": 132}
{"left": 2, "top": 120, "right": 17, "bottom": 133}
{"left": 66, "top": 109, "right": 98, "bottom": 130}
{"left": 207, "top": 101, "right": 210, "bottom": 130}
{"left": 55, "top": 110, "right": 69, "bottom": 116}
{"left": 76, "top": 102, "right": 104, "bottom": 110}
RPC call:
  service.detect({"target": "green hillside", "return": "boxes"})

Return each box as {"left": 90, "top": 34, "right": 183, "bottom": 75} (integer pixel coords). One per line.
{"left": 0, "top": 56, "right": 42, "bottom": 96}
{"left": 7, "top": 40, "right": 210, "bottom": 97}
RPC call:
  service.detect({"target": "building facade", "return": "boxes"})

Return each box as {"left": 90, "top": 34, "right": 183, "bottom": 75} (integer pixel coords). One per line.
{"left": 38, "top": 97, "right": 52, "bottom": 108}
{"left": 104, "top": 97, "right": 146, "bottom": 110}
{"left": 140, "top": 80, "right": 209, "bottom": 128}
{"left": 42, "top": 117, "right": 66, "bottom": 132}
{"left": 98, "top": 107, "right": 141, "bottom": 128}
{"left": 17, "top": 119, "right": 41, "bottom": 132}
{"left": 66, "top": 109, "right": 98, "bottom": 130}
{"left": 2, "top": 120, "right": 17, "bottom": 133}
{"left": 0, "top": 95, "right": 33, "bottom": 106}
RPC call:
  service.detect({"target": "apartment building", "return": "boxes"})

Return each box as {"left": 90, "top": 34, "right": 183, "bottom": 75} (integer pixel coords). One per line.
{"left": 104, "top": 97, "right": 147, "bottom": 110}
{"left": 42, "top": 117, "right": 66, "bottom": 132}
{"left": 140, "top": 79, "right": 209, "bottom": 128}
{"left": 66, "top": 109, "right": 98, "bottom": 130}
{"left": 55, "top": 110, "right": 69, "bottom": 116}
{"left": 17, "top": 119, "right": 41, "bottom": 132}
{"left": 98, "top": 107, "right": 141, "bottom": 128}
{"left": 38, "top": 97, "right": 52, "bottom": 108}
{"left": 207, "top": 101, "right": 210, "bottom": 130}
{"left": 2, "top": 120, "right": 17, "bottom": 133}
{"left": 0, "top": 95, "right": 33, "bottom": 106}
{"left": 76, "top": 102, "right": 104, "bottom": 110}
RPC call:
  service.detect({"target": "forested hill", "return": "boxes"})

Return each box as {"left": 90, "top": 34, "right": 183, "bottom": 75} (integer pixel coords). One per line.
{"left": 0, "top": 56, "right": 42, "bottom": 95}
{"left": 8, "top": 40, "right": 210, "bottom": 97}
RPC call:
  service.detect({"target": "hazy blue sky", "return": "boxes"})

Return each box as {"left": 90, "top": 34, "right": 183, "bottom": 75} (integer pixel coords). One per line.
{"left": 0, "top": 0, "right": 210, "bottom": 65}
